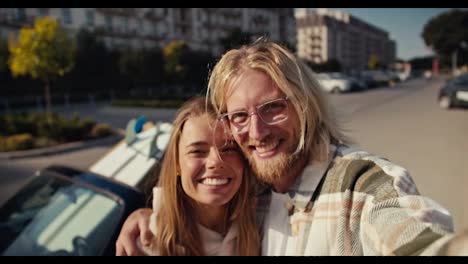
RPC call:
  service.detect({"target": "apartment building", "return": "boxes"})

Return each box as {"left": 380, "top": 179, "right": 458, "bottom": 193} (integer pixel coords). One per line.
{"left": 0, "top": 8, "right": 296, "bottom": 56}
{"left": 295, "top": 8, "right": 396, "bottom": 72}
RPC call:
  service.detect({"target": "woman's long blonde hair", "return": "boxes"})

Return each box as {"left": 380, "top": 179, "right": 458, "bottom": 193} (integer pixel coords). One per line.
{"left": 151, "top": 97, "right": 259, "bottom": 255}
{"left": 207, "top": 38, "right": 351, "bottom": 162}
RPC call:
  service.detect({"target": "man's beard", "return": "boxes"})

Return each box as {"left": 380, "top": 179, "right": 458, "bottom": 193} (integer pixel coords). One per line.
{"left": 243, "top": 133, "right": 301, "bottom": 185}
{"left": 247, "top": 151, "right": 299, "bottom": 185}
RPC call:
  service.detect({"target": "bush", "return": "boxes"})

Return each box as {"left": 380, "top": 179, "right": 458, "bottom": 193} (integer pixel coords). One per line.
{"left": 0, "top": 112, "right": 112, "bottom": 151}
{"left": 0, "top": 133, "right": 34, "bottom": 151}
{"left": 90, "top": 123, "right": 112, "bottom": 138}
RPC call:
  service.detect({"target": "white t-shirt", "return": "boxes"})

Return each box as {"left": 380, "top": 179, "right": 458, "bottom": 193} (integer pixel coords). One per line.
{"left": 138, "top": 187, "right": 239, "bottom": 256}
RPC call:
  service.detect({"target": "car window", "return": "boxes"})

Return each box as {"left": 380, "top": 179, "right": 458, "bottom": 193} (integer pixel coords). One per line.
{"left": 0, "top": 175, "right": 123, "bottom": 256}
{"left": 453, "top": 75, "right": 468, "bottom": 85}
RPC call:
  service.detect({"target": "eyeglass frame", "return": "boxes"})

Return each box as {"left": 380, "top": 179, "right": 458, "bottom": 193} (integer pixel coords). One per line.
{"left": 217, "top": 96, "right": 290, "bottom": 134}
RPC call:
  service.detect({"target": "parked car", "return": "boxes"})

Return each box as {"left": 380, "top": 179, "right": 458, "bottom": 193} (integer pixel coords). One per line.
{"left": 327, "top": 72, "right": 367, "bottom": 91}
{"left": 438, "top": 74, "right": 468, "bottom": 109}
{"left": 316, "top": 73, "right": 354, "bottom": 93}
{"left": 0, "top": 165, "right": 146, "bottom": 256}
{"left": 350, "top": 72, "right": 378, "bottom": 89}
{"left": 361, "top": 70, "right": 393, "bottom": 87}
{"left": 0, "top": 117, "right": 173, "bottom": 256}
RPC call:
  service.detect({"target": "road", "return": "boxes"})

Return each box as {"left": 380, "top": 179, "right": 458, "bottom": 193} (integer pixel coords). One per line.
{"left": 329, "top": 76, "right": 468, "bottom": 231}
{"left": 1, "top": 76, "right": 467, "bottom": 231}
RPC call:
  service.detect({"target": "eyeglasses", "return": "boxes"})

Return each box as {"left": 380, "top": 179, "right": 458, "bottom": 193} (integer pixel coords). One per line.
{"left": 218, "top": 97, "right": 289, "bottom": 134}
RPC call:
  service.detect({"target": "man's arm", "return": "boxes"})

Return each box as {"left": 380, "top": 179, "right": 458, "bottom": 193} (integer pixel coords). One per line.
{"left": 116, "top": 208, "right": 154, "bottom": 256}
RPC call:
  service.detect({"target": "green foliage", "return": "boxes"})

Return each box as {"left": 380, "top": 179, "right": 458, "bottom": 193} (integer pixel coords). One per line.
{"left": 73, "top": 29, "right": 115, "bottom": 86}
{"left": 90, "top": 123, "right": 112, "bottom": 138}
{"left": 422, "top": 9, "right": 468, "bottom": 64}
{"left": 8, "top": 17, "right": 75, "bottom": 113}
{"left": 163, "top": 40, "right": 188, "bottom": 81}
{"left": 0, "top": 133, "right": 34, "bottom": 151}
{"left": 140, "top": 47, "right": 164, "bottom": 84}
{"left": 117, "top": 46, "right": 165, "bottom": 89}
{"left": 219, "top": 28, "right": 254, "bottom": 52}
{"left": 0, "top": 39, "right": 8, "bottom": 72}
{"left": 409, "top": 56, "right": 436, "bottom": 71}
{"left": 367, "top": 54, "right": 380, "bottom": 70}
{"left": 119, "top": 48, "right": 145, "bottom": 79}
{"left": 8, "top": 17, "right": 75, "bottom": 82}
{"left": 180, "top": 50, "right": 215, "bottom": 88}
{"left": 0, "top": 112, "right": 112, "bottom": 151}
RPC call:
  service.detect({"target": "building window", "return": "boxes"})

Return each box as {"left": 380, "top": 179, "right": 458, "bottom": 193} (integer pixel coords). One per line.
{"left": 105, "top": 16, "right": 113, "bottom": 31}
{"left": 37, "top": 8, "right": 49, "bottom": 16}
{"left": 138, "top": 19, "right": 144, "bottom": 34}
{"left": 123, "top": 17, "right": 129, "bottom": 33}
{"left": 16, "top": 8, "right": 26, "bottom": 22}
{"left": 86, "top": 10, "right": 95, "bottom": 26}
{"left": 62, "top": 8, "right": 72, "bottom": 24}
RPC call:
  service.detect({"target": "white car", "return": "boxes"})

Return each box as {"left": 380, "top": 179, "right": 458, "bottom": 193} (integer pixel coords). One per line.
{"left": 316, "top": 73, "right": 353, "bottom": 93}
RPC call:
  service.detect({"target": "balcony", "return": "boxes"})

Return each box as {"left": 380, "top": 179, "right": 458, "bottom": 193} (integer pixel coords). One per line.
{"left": 143, "top": 32, "right": 166, "bottom": 42}
{"left": 251, "top": 15, "right": 269, "bottom": 28}
{"left": 95, "top": 8, "right": 137, "bottom": 17}
{"left": 94, "top": 26, "right": 140, "bottom": 39}
{"left": 144, "top": 9, "right": 165, "bottom": 21}
{"left": 202, "top": 8, "right": 219, "bottom": 14}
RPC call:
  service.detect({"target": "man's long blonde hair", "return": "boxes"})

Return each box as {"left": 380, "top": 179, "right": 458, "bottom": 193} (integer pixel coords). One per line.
{"left": 207, "top": 38, "right": 351, "bottom": 162}
{"left": 151, "top": 97, "right": 259, "bottom": 256}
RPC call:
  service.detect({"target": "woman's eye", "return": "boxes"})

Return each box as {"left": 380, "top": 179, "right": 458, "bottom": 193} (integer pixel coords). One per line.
{"left": 189, "top": 149, "right": 206, "bottom": 154}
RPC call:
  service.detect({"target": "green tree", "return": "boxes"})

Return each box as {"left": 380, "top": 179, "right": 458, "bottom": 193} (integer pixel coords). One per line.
{"left": 119, "top": 48, "right": 144, "bottom": 88}
{"left": 409, "top": 56, "right": 435, "bottom": 71}
{"left": 422, "top": 9, "right": 468, "bottom": 65}
{"left": 74, "top": 29, "right": 126, "bottom": 93}
{"left": 140, "top": 47, "right": 164, "bottom": 86}
{"left": 163, "top": 40, "right": 188, "bottom": 82}
{"left": 219, "top": 28, "right": 254, "bottom": 52}
{"left": 180, "top": 50, "right": 216, "bottom": 95}
{"left": 8, "top": 17, "right": 75, "bottom": 114}
{"left": 0, "top": 38, "right": 8, "bottom": 72}
{"left": 368, "top": 54, "right": 380, "bottom": 70}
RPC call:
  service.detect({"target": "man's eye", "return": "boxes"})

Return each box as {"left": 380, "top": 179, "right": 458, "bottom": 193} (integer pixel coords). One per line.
{"left": 261, "top": 102, "right": 285, "bottom": 114}
{"left": 230, "top": 112, "right": 248, "bottom": 124}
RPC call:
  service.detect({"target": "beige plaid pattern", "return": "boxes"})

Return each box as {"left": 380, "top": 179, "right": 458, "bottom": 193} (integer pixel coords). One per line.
{"left": 258, "top": 144, "right": 457, "bottom": 256}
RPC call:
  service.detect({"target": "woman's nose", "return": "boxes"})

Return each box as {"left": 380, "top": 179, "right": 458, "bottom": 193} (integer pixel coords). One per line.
{"left": 206, "top": 148, "right": 223, "bottom": 169}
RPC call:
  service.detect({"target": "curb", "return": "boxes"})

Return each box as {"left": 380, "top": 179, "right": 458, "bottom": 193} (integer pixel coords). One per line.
{"left": 0, "top": 129, "right": 125, "bottom": 160}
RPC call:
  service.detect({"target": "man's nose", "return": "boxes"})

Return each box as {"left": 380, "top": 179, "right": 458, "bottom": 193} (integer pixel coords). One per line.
{"left": 249, "top": 114, "right": 270, "bottom": 141}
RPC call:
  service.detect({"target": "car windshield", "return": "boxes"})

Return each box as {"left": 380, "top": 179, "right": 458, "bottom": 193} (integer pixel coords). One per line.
{"left": 0, "top": 174, "right": 123, "bottom": 256}
{"left": 452, "top": 74, "right": 468, "bottom": 85}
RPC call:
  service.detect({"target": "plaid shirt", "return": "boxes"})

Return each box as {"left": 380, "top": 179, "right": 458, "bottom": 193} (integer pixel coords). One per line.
{"left": 257, "top": 144, "right": 457, "bottom": 255}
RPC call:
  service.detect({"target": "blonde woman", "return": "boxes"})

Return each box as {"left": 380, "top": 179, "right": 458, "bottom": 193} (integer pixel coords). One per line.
{"left": 122, "top": 97, "right": 259, "bottom": 256}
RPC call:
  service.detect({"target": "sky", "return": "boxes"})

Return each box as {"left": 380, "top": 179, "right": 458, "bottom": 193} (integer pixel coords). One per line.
{"left": 321, "top": 8, "right": 457, "bottom": 60}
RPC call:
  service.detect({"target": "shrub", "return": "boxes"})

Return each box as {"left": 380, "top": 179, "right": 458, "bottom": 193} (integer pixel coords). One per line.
{"left": 0, "top": 133, "right": 34, "bottom": 151}
{"left": 90, "top": 123, "right": 112, "bottom": 138}
{"left": 0, "top": 112, "right": 112, "bottom": 151}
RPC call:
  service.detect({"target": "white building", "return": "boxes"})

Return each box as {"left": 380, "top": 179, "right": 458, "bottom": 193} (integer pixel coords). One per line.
{"left": 0, "top": 8, "right": 296, "bottom": 56}
{"left": 295, "top": 8, "right": 396, "bottom": 72}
